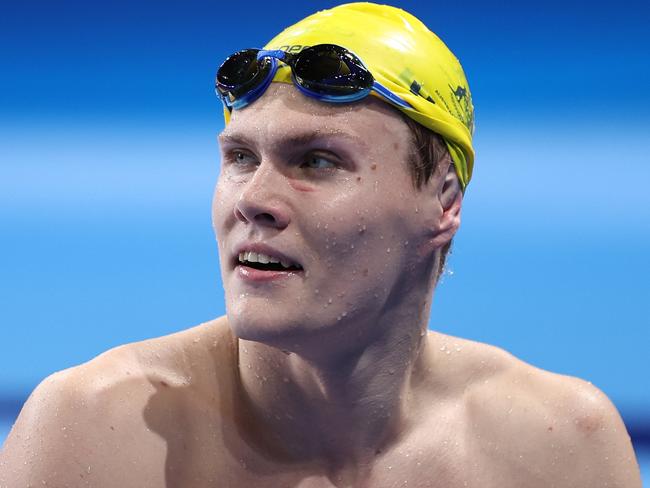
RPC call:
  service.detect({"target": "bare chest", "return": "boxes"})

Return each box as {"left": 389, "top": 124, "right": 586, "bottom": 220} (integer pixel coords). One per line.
{"left": 151, "top": 421, "right": 543, "bottom": 488}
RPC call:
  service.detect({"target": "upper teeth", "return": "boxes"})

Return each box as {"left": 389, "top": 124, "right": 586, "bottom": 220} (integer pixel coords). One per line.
{"left": 239, "top": 251, "right": 295, "bottom": 269}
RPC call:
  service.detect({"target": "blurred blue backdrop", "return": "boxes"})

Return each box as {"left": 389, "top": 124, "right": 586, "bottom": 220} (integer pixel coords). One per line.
{"left": 1, "top": 0, "right": 649, "bottom": 479}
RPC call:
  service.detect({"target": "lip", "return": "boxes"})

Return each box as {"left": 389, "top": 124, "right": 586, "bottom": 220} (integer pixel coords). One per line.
{"left": 236, "top": 264, "right": 303, "bottom": 283}
{"left": 232, "top": 242, "right": 303, "bottom": 270}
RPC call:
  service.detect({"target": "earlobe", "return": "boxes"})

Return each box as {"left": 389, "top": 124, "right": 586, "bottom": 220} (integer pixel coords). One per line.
{"left": 429, "top": 192, "right": 461, "bottom": 248}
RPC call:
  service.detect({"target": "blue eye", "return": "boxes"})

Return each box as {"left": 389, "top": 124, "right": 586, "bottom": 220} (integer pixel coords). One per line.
{"left": 228, "top": 150, "right": 256, "bottom": 166}
{"left": 304, "top": 155, "right": 336, "bottom": 170}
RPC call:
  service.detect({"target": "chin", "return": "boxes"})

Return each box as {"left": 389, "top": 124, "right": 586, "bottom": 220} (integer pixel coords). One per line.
{"left": 225, "top": 300, "right": 306, "bottom": 344}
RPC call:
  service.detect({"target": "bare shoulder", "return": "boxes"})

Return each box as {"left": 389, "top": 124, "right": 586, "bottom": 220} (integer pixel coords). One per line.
{"left": 0, "top": 316, "right": 236, "bottom": 488}
{"left": 442, "top": 334, "right": 642, "bottom": 487}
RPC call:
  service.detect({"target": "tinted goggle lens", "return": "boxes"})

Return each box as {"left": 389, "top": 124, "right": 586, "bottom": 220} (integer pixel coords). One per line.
{"left": 293, "top": 45, "right": 373, "bottom": 95}
{"left": 216, "top": 49, "right": 273, "bottom": 100}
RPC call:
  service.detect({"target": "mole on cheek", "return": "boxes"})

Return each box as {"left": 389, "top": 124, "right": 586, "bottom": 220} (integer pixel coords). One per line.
{"left": 356, "top": 176, "right": 362, "bottom": 182}
{"left": 370, "top": 163, "right": 377, "bottom": 170}
{"left": 393, "top": 142, "right": 399, "bottom": 151}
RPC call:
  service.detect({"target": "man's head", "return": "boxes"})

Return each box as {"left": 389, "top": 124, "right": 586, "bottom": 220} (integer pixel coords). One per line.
{"left": 219, "top": 3, "right": 475, "bottom": 189}
{"left": 212, "top": 3, "right": 474, "bottom": 353}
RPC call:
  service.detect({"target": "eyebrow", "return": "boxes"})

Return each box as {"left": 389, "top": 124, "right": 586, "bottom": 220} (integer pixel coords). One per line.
{"left": 218, "top": 129, "right": 368, "bottom": 151}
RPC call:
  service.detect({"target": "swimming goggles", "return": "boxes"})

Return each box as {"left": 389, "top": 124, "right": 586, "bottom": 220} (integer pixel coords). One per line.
{"left": 215, "top": 43, "right": 412, "bottom": 111}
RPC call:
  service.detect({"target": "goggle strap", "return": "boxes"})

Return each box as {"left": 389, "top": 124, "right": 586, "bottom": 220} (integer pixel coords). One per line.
{"left": 372, "top": 81, "right": 412, "bottom": 109}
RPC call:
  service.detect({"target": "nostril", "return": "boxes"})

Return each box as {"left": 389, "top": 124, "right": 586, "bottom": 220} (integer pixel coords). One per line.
{"left": 255, "top": 213, "right": 276, "bottom": 223}
{"left": 234, "top": 201, "right": 290, "bottom": 229}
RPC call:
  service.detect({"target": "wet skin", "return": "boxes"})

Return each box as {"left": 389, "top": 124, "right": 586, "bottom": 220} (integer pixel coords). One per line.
{"left": 0, "top": 84, "right": 642, "bottom": 487}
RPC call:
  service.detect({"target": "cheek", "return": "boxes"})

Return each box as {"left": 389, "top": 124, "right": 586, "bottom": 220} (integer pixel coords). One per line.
{"left": 311, "top": 199, "right": 403, "bottom": 280}
{"left": 212, "top": 176, "right": 235, "bottom": 219}
{"left": 212, "top": 177, "right": 236, "bottom": 232}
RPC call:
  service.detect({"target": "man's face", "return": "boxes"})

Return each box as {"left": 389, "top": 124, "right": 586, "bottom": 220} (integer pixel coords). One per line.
{"left": 212, "top": 84, "right": 444, "bottom": 349}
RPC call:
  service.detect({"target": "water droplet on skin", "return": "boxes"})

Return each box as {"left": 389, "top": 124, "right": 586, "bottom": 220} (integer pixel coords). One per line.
{"left": 315, "top": 288, "right": 319, "bottom": 294}
{"left": 388, "top": 368, "right": 395, "bottom": 375}
{"left": 386, "top": 248, "right": 391, "bottom": 253}
{"left": 350, "top": 244, "right": 355, "bottom": 249}
{"left": 328, "top": 298, "right": 333, "bottom": 304}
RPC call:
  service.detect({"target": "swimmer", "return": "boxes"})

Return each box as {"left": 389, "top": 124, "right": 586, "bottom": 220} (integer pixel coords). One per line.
{"left": 0, "top": 3, "right": 642, "bottom": 487}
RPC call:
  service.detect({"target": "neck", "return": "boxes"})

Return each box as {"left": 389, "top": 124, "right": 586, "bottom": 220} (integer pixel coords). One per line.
{"left": 232, "top": 286, "right": 436, "bottom": 474}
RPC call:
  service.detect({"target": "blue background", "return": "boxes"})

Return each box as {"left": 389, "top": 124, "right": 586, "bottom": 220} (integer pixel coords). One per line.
{"left": 1, "top": 0, "right": 649, "bottom": 480}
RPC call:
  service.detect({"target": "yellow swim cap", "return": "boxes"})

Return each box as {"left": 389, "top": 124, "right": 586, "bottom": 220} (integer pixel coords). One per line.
{"left": 225, "top": 2, "right": 475, "bottom": 189}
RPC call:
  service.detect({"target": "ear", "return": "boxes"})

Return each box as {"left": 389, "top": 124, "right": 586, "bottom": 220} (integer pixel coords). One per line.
{"left": 429, "top": 164, "right": 462, "bottom": 249}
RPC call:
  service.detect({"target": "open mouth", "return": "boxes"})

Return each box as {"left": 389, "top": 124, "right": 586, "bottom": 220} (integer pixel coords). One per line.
{"left": 235, "top": 250, "right": 303, "bottom": 273}
{"left": 238, "top": 261, "right": 303, "bottom": 272}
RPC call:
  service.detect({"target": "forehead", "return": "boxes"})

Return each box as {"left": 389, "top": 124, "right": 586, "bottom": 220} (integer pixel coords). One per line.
{"left": 220, "top": 83, "right": 410, "bottom": 148}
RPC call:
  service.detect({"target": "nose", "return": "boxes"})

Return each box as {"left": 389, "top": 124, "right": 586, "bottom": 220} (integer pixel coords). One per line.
{"left": 234, "top": 162, "right": 291, "bottom": 229}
